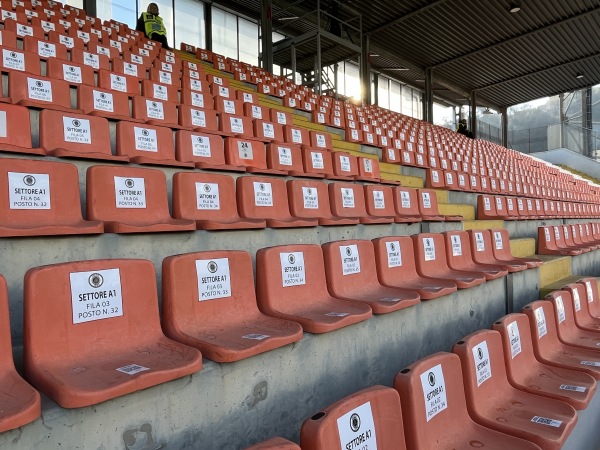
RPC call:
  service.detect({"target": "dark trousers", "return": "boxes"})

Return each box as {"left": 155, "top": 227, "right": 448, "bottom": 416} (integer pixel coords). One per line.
{"left": 149, "top": 33, "right": 170, "bottom": 50}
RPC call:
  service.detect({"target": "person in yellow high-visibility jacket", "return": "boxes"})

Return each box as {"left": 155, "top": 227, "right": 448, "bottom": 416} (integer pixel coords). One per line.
{"left": 136, "top": 3, "right": 170, "bottom": 49}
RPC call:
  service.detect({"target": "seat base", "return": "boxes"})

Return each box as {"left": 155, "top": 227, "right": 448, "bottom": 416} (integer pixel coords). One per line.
{"left": 196, "top": 218, "right": 266, "bottom": 230}
{"left": 0, "top": 370, "right": 41, "bottom": 432}
{"left": 47, "top": 148, "right": 129, "bottom": 162}
{"left": 103, "top": 219, "right": 196, "bottom": 234}
{"left": 0, "top": 221, "right": 104, "bottom": 237}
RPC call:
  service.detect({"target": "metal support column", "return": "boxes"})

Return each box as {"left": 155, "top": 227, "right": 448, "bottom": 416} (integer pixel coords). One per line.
{"left": 360, "top": 34, "right": 371, "bottom": 105}
{"left": 583, "top": 87, "right": 593, "bottom": 157}
{"left": 470, "top": 90, "right": 477, "bottom": 138}
{"left": 315, "top": 33, "right": 322, "bottom": 94}
{"left": 333, "top": 63, "right": 339, "bottom": 99}
{"left": 501, "top": 107, "right": 508, "bottom": 148}
{"left": 424, "top": 67, "right": 433, "bottom": 123}
{"left": 260, "top": 0, "right": 273, "bottom": 73}
{"left": 205, "top": 3, "right": 212, "bottom": 51}
{"left": 373, "top": 73, "right": 378, "bottom": 105}
{"left": 291, "top": 44, "right": 297, "bottom": 83}
{"left": 83, "top": 0, "right": 96, "bottom": 17}
{"left": 559, "top": 93, "right": 566, "bottom": 148}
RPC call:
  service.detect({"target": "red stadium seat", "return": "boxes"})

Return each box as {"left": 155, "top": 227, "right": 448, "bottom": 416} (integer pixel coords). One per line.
{"left": 394, "top": 352, "right": 542, "bottom": 450}
{"left": 77, "top": 85, "right": 136, "bottom": 121}
{"left": 97, "top": 69, "right": 140, "bottom": 95}
{"left": 328, "top": 182, "right": 392, "bottom": 224}
{"left": 172, "top": 172, "right": 265, "bottom": 230}
{"left": 537, "top": 226, "right": 582, "bottom": 256}
{"left": 224, "top": 138, "right": 286, "bottom": 174}
{"left": 418, "top": 189, "right": 462, "bottom": 221}
{"left": 491, "top": 229, "right": 542, "bottom": 268}
{"left": 0, "top": 102, "right": 44, "bottom": 155}
{"left": 86, "top": 165, "right": 196, "bottom": 234}
{"left": 0, "top": 274, "right": 41, "bottom": 431}
{"left": 256, "top": 244, "right": 372, "bottom": 333}
{"left": 161, "top": 250, "right": 303, "bottom": 362}
{"left": 468, "top": 229, "right": 528, "bottom": 272}
{"left": 363, "top": 185, "right": 397, "bottom": 222}
{"left": 265, "top": 143, "right": 303, "bottom": 174}
{"left": 24, "top": 258, "right": 202, "bottom": 408}
{"left": 174, "top": 130, "right": 243, "bottom": 171}
{"left": 452, "top": 329, "right": 576, "bottom": 450}
{"left": 9, "top": 71, "right": 74, "bottom": 112}
{"left": 442, "top": 230, "right": 508, "bottom": 280}
{"left": 493, "top": 313, "right": 596, "bottom": 410}
{"left": 392, "top": 187, "right": 422, "bottom": 223}
{"left": 131, "top": 96, "right": 181, "bottom": 129}
{"left": 300, "top": 386, "right": 407, "bottom": 450}
{"left": 322, "top": 239, "right": 420, "bottom": 314}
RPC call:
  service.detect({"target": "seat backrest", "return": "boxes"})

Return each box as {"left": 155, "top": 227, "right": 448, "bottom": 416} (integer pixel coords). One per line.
{"left": 162, "top": 250, "right": 263, "bottom": 338}
{"left": 178, "top": 104, "right": 219, "bottom": 132}
{"left": 363, "top": 185, "right": 396, "bottom": 218}
{"left": 538, "top": 226, "right": 559, "bottom": 253}
{"left": 417, "top": 188, "right": 443, "bottom": 218}
{"left": 140, "top": 79, "right": 179, "bottom": 104}
{"left": 467, "top": 229, "right": 496, "bottom": 263}
{"left": 372, "top": 236, "right": 420, "bottom": 285}
{"left": 86, "top": 165, "right": 173, "bottom": 224}
{"left": 283, "top": 125, "right": 310, "bottom": 146}
{"left": 300, "top": 385, "right": 406, "bottom": 450}
{"left": 256, "top": 244, "right": 333, "bottom": 310}
{"left": 46, "top": 58, "right": 95, "bottom": 86}
{"left": 357, "top": 156, "right": 381, "bottom": 181}
{"left": 77, "top": 84, "right": 131, "bottom": 118}
{"left": 9, "top": 71, "right": 72, "bottom": 110}
{"left": 300, "top": 147, "right": 334, "bottom": 177}
{"left": 393, "top": 187, "right": 421, "bottom": 217}
{"left": 442, "top": 230, "right": 476, "bottom": 269}
{"left": 411, "top": 233, "right": 450, "bottom": 276}
{"left": 577, "top": 277, "right": 600, "bottom": 318}
{"left": 0, "top": 158, "right": 89, "bottom": 230}
{"left": 477, "top": 194, "right": 497, "bottom": 219}
{"left": 131, "top": 96, "right": 179, "bottom": 126}
{"left": 0, "top": 102, "right": 37, "bottom": 152}
{"left": 521, "top": 300, "right": 562, "bottom": 357}
{"left": 23, "top": 35, "right": 68, "bottom": 60}
{"left": 265, "top": 143, "right": 302, "bottom": 173}
{"left": 39, "top": 108, "right": 111, "bottom": 156}
{"left": 115, "top": 121, "right": 175, "bottom": 162}
{"left": 327, "top": 182, "right": 368, "bottom": 219}
{"left": 96, "top": 69, "right": 140, "bottom": 95}
{"left": 236, "top": 175, "right": 292, "bottom": 221}
{"left": 286, "top": 179, "right": 333, "bottom": 220}
{"left": 490, "top": 228, "right": 515, "bottom": 259}
{"left": 70, "top": 48, "right": 111, "bottom": 72}
{"left": 321, "top": 239, "right": 380, "bottom": 297}
{"left": 174, "top": 130, "right": 226, "bottom": 166}
{"left": 393, "top": 352, "right": 471, "bottom": 449}
{"left": 224, "top": 138, "right": 268, "bottom": 170}
{"left": 24, "top": 259, "right": 165, "bottom": 364}
{"left": 545, "top": 290, "right": 579, "bottom": 340}
{"left": 0, "top": 46, "right": 41, "bottom": 74}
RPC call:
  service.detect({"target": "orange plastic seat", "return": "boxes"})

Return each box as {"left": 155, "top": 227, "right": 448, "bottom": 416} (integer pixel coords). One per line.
{"left": 493, "top": 313, "right": 596, "bottom": 410}
{"left": 236, "top": 175, "right": 317, "bottom": 228}
{"left": 452, "top": 329, "right": 577, "bottom": 450}
{"left": 300, "top": 386, "right": 407, "bottom": 450}
{"left": 97, "top": 69, "right": 140, "bottom": 95}
{"left": 0, "top": 46, "right": 41, "bottom": 74}
{"left": 253, "top": 119, "right": 284, "bottom": 143}
{"left": 24, "top": 259, "right": 202, "bottom": 408}
{"left": 372, "top": 235, "right": 457, "bottom": 299}
{"left": 0, "top": 29, "right": 17, "bottom": 49}
{"left": 115, "top": 121, "right": 192, "bottom": 167}
{"left": 329, "top": 151, "right": 358, "bottom": 180}
{"left": 70, "top": 48, "right": 111, "bottom": 72}
{"left": 172, "top": 172, "right": 265, "bottom": 230}
{"left": 178, "top": 104, "right": 221, "bottom": 135}
{"left": 0, "top": 102, "right": 44, "bottom": 155}
{"left": 245, "top": 437, "right": 300, "bottom": 450}
{"left": 224, "top": 137, "right": 285, "bottom": 175}
{"left": 328, "top": 182, "right": 392, "bottom": 224}
{"left": 492, "top": 228, "right": 542, "bottom": 268}
{"left": 23, "top": 35, "right": 68, "bottom": 60}
{"left": 538, "top": 226, "right": 581, "bottom": 256}
{"left": 521, "top": 300, "right": 600, "bottom": 380}
{"left": 0, "top": 274, "right": 41, "bottom": 431}
{"left": 477, "top": 194, "right": 499, "bottom": 220}
{"left": 363, "top": 184, "right": 401, "bottom": 222}
{"left": 283, "top": 125, "right": 310, "bottom": 146}
{"left": 46, "top": 58, "right": 95, "bottom": 86}
{"left": 86, "top": 165, "right": 196, "bottom": 234}
{"left": 442, "top": 230, "right": 508, "bottom": 280}
{"left": 566, "top": 279, "right": 600, "bottom": 330}
{"left": 322, "top": 239, "right": 420, "bottom": 314}
{"left": 286, "top": 179, "right": 359, "bottom": 226}
{"left": 300, "top": 147, "right": 334, "bottom": 178}
{"left": 39, "top": 108, "right": 128, "bottom": 161}
{"left": 174, "top": 130, "right": 243, "bottom": 171}
{"left": 161, "top": 250, "right": 303, "bottom": 363}
{"left": 392, "top": 187, "right": 422, "bottom": 223}
{"left": 265, "top": 143, "right": 303, "bottom": 174}
{"left": 132, "top": 96, "right": 182, "bottom": 129}
{"left": 468, "top": 229, "right": 528, "bottom": 272}
{"left": 9, "top": 71, "right": 75, "bottom": 112}
{"left": 412, "top": 233, "right": 486, "bottom": 289}
{"left": 141, "top": 79, "right": 179, "bottom": 104}
{"left": 394, "top": 352, "right": 542, "bottom": 450}
{"left": 0, "top": 158, "right": 103, "bottom": 236}
{"left": 418, "top": 188, "right": 462, "bottom": 221}
{"left": 77, "top": 85, "right": 136, "bottom": 121}
{"left": 256, "top": 244, "right": 372, "bottom": 333}
{"left": 545, "top": 290, "right": 600, "bottom": 350}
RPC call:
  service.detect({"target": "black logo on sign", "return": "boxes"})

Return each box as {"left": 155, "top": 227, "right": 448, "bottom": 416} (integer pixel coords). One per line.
{"left": 288, "top": 254, "right": 295, "bottom": 264}
{"left": 35, "top": 80, "right": 43, "bottom": 87}
{"left": 307, "top": 188, "right": 312, "bottom": 195}
{"left": 390, "top": 242, "right": 396, "bottom": 252}
{"left": 69, "top": 66, "right": 75, "bottom": 72}
{"left": 125, "top": 178, "right": 134, "bottom": 188}
{"left": 44, "top": 43, "right": 50, "bottom": 49}
{"left": 477, "top": 348, "right": 484, "bottom": 360}
{"left": 345, "top": 247, "right": 352, "bottom": 257}
{"left": 116, "top": 76, "right": 122, "bottom": 81}
{"left": 259, "top": 183, "right": 265, "bottom": 191}
{"left": 100, "top": 92, "right": 106, "bottom": 99}
{"left": 152, "top": 102, "right": 157, "bottom": 107}
{"left": 23, "top": 175, "right": 36, "bottom": 186}
{"left": 203, "top": 184, "right": 211, "bottom": 193}
{"left": 207, "top": 261, "right": 218, "bottom": 273}
{"left": 350, "top": 413, "right": 361, "bottom": 432}
{"left": 72, "top": 119, "right": 81, "bottom": 127}
{"left": 428, "top": 372, "right": 436, "bottom": 386}
{"left": 345, "top": 189, "right": 350, "bottom": 195}
{"left": 88, "top": 273, "right": 104, "bottom": 288}
{"left": 142, "top": 129, "right": 149, "bottom": 137}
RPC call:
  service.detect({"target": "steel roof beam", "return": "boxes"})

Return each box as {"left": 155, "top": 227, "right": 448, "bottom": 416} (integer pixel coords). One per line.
{"left": 364, "top": 0, "right": 449, "bottom": 36}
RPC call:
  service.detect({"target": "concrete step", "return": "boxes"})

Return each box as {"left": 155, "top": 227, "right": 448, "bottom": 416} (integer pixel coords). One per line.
{"left": 379, "top": 173, "right": 424, "bottom": 187}
{"left": 332, "top": 141, "right": 362, "bottom": 152}
{"left": 461, "top": 220, "right": 505, "bottom": 231}
{"left": 539, "top": 275, "right": 585, "bottom": 298}
{"left": 538, "top": 255, "right": 572, "bottom": 290}
{"left": 509, "top": 238, "right": 537, "bottom": 257}
{"left": 438, "top": 203, "right": 475, "bottom": 220}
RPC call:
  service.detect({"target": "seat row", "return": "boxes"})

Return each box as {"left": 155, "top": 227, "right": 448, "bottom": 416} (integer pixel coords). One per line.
{"left": 478, "top": 194, "right": 600, "bottom": 220}
{"left": 248, "top": 278, "right": 600, "bottom": 449}
{"left": 0, "top": 157, "right": 464, "bottom": 236}
{"left": 0, "top": 229, "right": 536, "bottom": 421}
{"left": 538, "top": 223, "right": 600, "bottom": 255}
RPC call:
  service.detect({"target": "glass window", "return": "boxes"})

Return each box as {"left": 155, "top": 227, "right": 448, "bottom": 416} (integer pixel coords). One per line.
{"left": 390, "top": 81, "right": 401, "bottom": 112}
{"left": 138, "top": 0, "right": 174, "bottom": 47}
{"left": 96, "top": 0, "right": 137, "bottom": 27}
{"left": 402, "top": 85, "right": 412, "bottom": 116}
{"left": 377, "top": 75, "right": 389, "bottom": 109}
{"left": 174, "top": 0, "right": 205, "bottom": 49}
{"left": 212, "top": 7, "right": 238, "bottom": 59}
{"left": 344, "top": 62, "right": 360, "bottom": 100}
{"left": 63, "top": 0, "right": 83, "bottom": 9}
{"left": 413, "top": 91, "right": 422, "bottom": 119}
{"left": 238, "top": 18, "right": 258, "bottom": 65}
